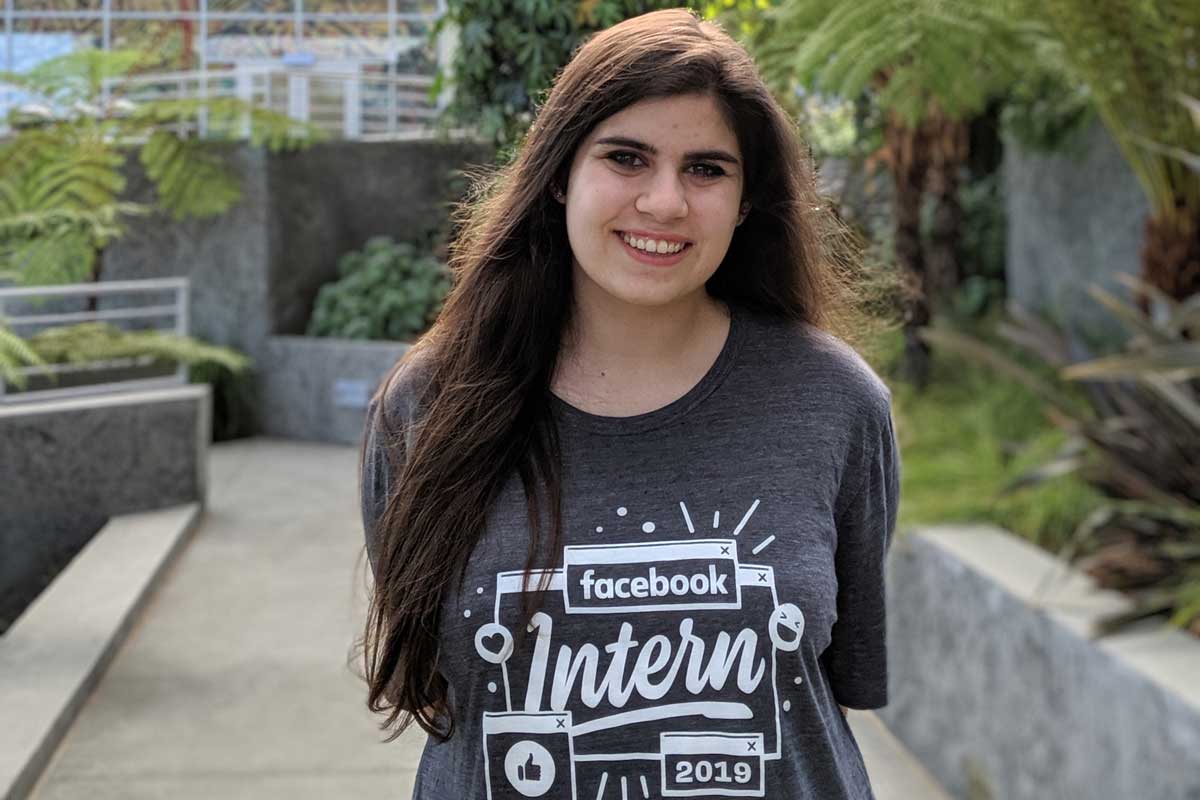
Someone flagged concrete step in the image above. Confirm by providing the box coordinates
[849,709,953,799]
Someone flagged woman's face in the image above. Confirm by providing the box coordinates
[561,92,745,312]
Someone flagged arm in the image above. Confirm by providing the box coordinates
[825,388,901,710]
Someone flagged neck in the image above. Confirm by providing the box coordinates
[560,287,728,374]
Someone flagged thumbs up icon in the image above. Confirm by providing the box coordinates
[516,751,542,782]
[500,737,557,796]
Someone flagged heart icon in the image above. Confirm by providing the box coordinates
[474,622,514,664]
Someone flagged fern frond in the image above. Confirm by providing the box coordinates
[116,96,329,152]
[0,321,47,389]
[1034,0,1200,217]
[0,230,97,286]
[0,49,147,106]
[27,322,250,373]
[757,0,1035,125]
[137,131,241,219]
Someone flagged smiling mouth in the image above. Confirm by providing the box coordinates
[614,231,693,256]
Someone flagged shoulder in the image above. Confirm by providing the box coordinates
[735,307,892,418]
[369,340,439,433]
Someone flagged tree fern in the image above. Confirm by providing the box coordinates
[1016,0,1200,253]
[0,47,326,285]
[754,0,1034,126]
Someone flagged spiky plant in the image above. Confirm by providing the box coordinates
[920,278,1200,635]
[750,0,1036,386]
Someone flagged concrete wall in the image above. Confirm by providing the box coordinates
[100,142,274,361]
[265,138,489,336]
[0,386,210,632]
[1003,119,1150,346]
[101,137,491,428]
[259,335,409,444]
[880,525,1200,800]
[103,137,492,359]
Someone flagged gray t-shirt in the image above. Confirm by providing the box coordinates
[362,300,900,799]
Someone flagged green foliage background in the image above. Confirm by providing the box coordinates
[307,237,451,342]
[433,0,729,154]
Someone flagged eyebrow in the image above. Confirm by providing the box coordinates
[593,136,741,166]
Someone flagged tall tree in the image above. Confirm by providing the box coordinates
[751,0,1033,385]
[1014,0,1200,303]
[0,48,321,288]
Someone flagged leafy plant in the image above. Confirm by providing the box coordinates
[24,321,248,372]
[307,237,451,342]
[432,0,701,153]
[750,0,1037,387]
[1,319,250,397]
[1008,0,1200,302]
[0,319,47,389]
[948,171,1007,319]
[0,45,312,403]
[0,47,327,288]
[919,278,1200,635]
[998,43,1095,154]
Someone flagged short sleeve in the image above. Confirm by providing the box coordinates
[359,353,429,579]
[360,395,392,579]
[824,391,901,709]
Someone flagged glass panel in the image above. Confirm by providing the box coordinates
[299,16,386,59]
[305,0,388,14]
[9,15,101,40]
[11,0,104,11]
[209,0,297,12]
[112,0,196,12]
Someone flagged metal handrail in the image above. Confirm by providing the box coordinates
[0,277,187,298]
[0,277,191,403]
[1,0,454,140]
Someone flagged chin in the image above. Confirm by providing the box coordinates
[607,282,706,309]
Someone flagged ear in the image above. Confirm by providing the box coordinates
[551,184,566,204]
[736,201,751,225]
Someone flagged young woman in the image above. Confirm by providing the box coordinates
[360,8,900,799]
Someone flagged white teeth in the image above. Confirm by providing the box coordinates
[622,233,686,254]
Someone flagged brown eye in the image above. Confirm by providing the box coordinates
[688,163,726,178]
[607,151,644,168]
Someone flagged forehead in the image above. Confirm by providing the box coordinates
[587,93,740,154]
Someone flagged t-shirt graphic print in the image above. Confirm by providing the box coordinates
[362,302,900,800]
[475,499,810,800]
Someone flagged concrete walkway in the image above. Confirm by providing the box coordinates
[28,439,947,800]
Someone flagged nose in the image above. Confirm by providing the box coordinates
[635,168,688,220]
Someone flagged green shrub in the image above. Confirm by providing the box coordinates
[950,171,1008,319]
[434,0,699,153]
[307,236,450,342]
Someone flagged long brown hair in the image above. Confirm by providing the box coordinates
[360,7,855,744]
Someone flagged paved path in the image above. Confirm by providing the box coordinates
[29,438,947,799]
